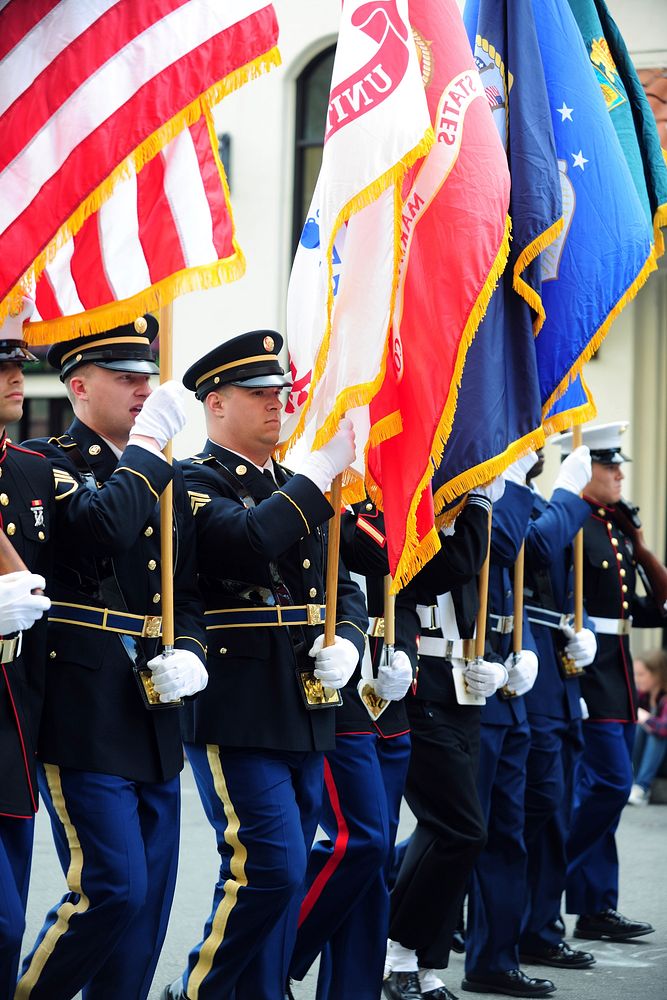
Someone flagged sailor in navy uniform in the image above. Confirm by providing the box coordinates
[17,318,207,1000]
[559,423,665,942]
[0,296,53,996]
[289,500,413,1000]
[164,332,367,1000]
[384,483,509,1000]
[463,456,556,1000]
[518,446,597,970]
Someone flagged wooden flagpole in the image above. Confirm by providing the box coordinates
[383,574,396,648]
[324,474,343,647]
[158,303,175,650]
[513,542,525,654]
[474,507,493,659]
[572,424,584,632]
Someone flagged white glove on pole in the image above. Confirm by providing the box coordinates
[553,446,592,496]
[147,649,208,702]
[309,633,358,689]
[470,476,505,504]
[561,624,597,668]
[503,451,537,486]
[297,417,356,493]
[0,572,50,634]
[374,649,413,701]
[129,380,187,450]
[459,657,508,697]
[503,649,539,696]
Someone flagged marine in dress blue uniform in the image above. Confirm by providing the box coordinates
[165,332,367,1000]
[17,319,207,1000]
[518,449,597,969]
[560,424,665,942]
[0,298,54,997]
[463,475,556,999]
[290,501,413,1000]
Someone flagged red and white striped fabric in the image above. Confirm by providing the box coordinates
[0,0,279,336]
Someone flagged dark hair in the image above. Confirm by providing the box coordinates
[641,648,667,692]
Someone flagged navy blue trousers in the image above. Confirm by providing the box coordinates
[566,721,634,915]
[466,718,531,975]
[183,745,324,1000]
[17,765,179,1000]
[521,714,583,950]
[0,816,33,997]
[290,732,411,1000]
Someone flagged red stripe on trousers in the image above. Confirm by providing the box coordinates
[297,757,349,928]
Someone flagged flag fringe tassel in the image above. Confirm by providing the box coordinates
[541,372,597,438]
[279,128,435,455]
[513,217,564,334]
[541,242,658,420]
[654,201,667,259]
[0,47,281,328]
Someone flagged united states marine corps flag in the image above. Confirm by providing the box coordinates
[366,0,511,587]
[0,0,280,339]
[279,0,433,461]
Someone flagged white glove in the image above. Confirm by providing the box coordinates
[297,417,356,493]
[553,445,592,496]
[129,380,187,450]
[458,657,508,696]
[147,649,208,703]
[374,649,413,701]
[561,624,597,668]
[309,633,358,689]
[503,451,537,486]
[470,476,505,504]
[0,572,50,634]
[579,696,590,720]
[504,649,539,696]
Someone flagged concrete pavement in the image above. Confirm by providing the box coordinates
[21,761,667,999]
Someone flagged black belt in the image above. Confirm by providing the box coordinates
[205,604,326,630]
[48,601,162,638]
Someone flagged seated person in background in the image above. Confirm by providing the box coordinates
[628,650,667,806]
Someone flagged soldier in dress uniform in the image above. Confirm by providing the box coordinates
[463,455,555,1000]
[16,317,208,1000]
[559,423,666,942]
[0,296,53,996]
[383,482,509,1000]
[518,446,598,969]
[163,331,367,1000]
[289,499,413,1000]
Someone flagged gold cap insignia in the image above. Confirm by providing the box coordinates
[75,354,83,362]
[88,444,101,456]
[263,336,274,352]
[134,316,148,334]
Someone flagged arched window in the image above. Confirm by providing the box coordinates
[292,46,335,253]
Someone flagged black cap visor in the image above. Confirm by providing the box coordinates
[0,341,38,363]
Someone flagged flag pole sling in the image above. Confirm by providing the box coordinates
[474,507,493,659]
[513,542,525,653]
[324,474,343,647]
[572,425,584,632]
[383,574,396,647]
[158,303,175,649]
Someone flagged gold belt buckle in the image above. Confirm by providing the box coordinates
[306,604,322,626]
[369,616,385,638]
[142,615,163,638]
[620,619,632,636]
[0,636,18,664]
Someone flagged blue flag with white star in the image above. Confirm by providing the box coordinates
[533,0,654,432]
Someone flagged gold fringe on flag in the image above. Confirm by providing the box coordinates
[1,48,281,330]
[512,217,564,334]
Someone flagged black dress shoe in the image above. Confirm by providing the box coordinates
[574,908,655,941]
[451,930,466,953]
[423,986,459,999]
[160,983,189,1000]
[520,940,595,969]
[461,969,556,997]
[384,970,424,999]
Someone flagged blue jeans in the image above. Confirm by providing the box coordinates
[633,725,667,791]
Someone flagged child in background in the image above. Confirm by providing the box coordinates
[629,650,667,806]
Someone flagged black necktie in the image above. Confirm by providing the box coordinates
[262,468,276,487]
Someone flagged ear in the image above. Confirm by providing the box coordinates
[68,374,89,403]
[205,391,225,419]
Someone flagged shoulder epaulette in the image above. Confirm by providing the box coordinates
[189,454,218,465]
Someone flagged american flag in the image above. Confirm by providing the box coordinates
[0,0,279,338]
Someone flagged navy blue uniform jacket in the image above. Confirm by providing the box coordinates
[180,442,367,752]
[24,419,206,784]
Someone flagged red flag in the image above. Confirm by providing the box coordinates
[0,0,279,330]
[367,0,511,588]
